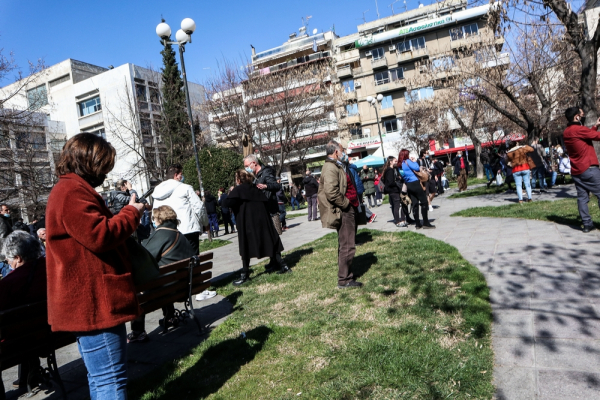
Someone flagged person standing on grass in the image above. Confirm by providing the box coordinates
[318,141,362,289]
[290,182,300,210]
[506,141,534,204]
[360,165,377,208]
[303,170,319,221]
[226,170,289,286]
[451,151,469,192]
[153,164,209,255]
[417,150,436,211]
[401,151,435,229]
[563,107,600,232]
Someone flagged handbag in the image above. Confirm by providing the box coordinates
[404,161,430,182]
[400,192,411,206]
[526,155,537,170]
[126,237,160,286]
[271,213,283,235]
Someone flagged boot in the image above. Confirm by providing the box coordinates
[233,273,249,286]
[277,263,291,274]
[422,207,436,229]
[413,208,422,229]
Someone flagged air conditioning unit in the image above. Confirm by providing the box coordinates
[355,81,362,88]
[419,65,428,73]
[340,112,347,117]
[389,45,396,52]
[365,51,372,57]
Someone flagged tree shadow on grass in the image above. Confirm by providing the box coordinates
[148,325,273,400]
[355,230,374,246]
[283,247,313,269]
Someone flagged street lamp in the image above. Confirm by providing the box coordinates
[156,18,204,194]
[366,94,386,159]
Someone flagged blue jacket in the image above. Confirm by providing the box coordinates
[348,163,365,195]
[401,160,420,183]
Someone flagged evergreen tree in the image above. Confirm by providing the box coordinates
[159,29,191,165]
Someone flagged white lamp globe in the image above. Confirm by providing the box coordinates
[156,22,171,39]
[176,29,191,44]
[366,96,373,103]
[181,18,196,34]
[371,98,377,105]
[376,94,384,101]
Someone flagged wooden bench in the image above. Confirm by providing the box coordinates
[0,253,213,399]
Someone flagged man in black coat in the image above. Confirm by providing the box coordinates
[218,189,235,234]
[303,170,319,221]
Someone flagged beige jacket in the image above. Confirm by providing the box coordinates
[318,158,349,229]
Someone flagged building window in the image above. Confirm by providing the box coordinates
[16,132,46,150]
[380,95,393,110]
[149,87,160,103]
[346,103,358,116]
[390,68,404,81]
[450,23,479,41]
[463,77,481,87]
[78,96,102,116]
[0,131,9,149]
[431,56,455,71]
[48,74,70,88]
[140,118,152,136]
[343,80,355,93]
[27,84,48,109]
[396,37,426,52]
[404,87,434,104]
[88,128,106,139]
[374,71,390,85]
[349,126,363,140]
[136,84,147,101]
[371,47,385,60]
[384,119,400,133]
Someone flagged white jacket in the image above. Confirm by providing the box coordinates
[152,179,208,235]
[559,157,571,174]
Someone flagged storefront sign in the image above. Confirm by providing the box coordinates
[355,4,491,48]
[348,136,383,149]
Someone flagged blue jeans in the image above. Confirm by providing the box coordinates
[208,213,219,232]
[551,171,557,186]
[231,212,236,226]
[513,170,532,201]
[484,164,493,181]
[76,324,128,400]
[290,196,299,210]
[531,166,547,189]
[278,204,287,228]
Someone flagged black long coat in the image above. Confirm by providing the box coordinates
[225,183,284,260]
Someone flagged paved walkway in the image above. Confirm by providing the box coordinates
[5,184,599,399]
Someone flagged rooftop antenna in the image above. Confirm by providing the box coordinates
[302,15,312,30]
[403,0,407,12]
[359,9,369,23]
[375,0,380,19]
[389,0,400,15]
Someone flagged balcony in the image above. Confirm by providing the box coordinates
[379,106,396,118]
[336,48,360,64]
[352,66,363,75]
[397,48,429,63]
[337,65,352,78]
[386,53,399,67]
[343,91,357,101]
[346,114,361,124]
[371,57,387,69]
[481,52,510,69]
[374,79,407,93]
[450,34,483,50]
[78,111,103,129]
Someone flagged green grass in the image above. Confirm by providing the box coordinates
[286,213,308,220]
[452,196,600,228]
[130,230,493,400]
[448,177,489,188]
[199,239,231,252]
[449,185,508,199]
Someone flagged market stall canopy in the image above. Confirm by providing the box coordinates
[352,155,385,168]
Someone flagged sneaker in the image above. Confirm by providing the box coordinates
[526,198,532,203]
[423,224,436,229]
[428,205,433,212]
[368,214,377,223]
[195,290,217,301]
[127,331,149,343]
[583,225,596,233]
[396,222,408,228]
[337,280,363,289]
[277,264,291,274]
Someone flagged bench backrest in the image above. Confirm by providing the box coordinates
[135,253,213,315]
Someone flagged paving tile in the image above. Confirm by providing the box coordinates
[492,310,534,338]
[536,338,600,372]
[531,270,587,300]
[537,370,600,399]
[492,336,535,367]
[533,309,600,340]
[493,366,536,400]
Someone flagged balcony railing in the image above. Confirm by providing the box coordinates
[337,66,352,78]
[347,114,361,124]
[343,91,357,100]
[371,57,387,69]
[450,34,483,49]
[379,106,396,118]
[374,79,407,93]
[397,48,429,63]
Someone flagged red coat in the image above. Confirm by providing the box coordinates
[563,123,600,175]
[45,173,141,332]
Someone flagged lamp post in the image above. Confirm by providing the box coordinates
[366,94,385,159]
[156,18,204,194]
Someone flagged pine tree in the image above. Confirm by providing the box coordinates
[159,30,190,166]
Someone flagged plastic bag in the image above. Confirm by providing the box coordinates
[496,171,504,186]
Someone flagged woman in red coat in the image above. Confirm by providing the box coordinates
[45,133,145,400]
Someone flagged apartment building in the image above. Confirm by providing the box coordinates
[1,59,205,197]
[333,0,506,158]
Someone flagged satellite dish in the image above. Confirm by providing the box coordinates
[312,28,318,35]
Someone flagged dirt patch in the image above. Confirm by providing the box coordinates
[256,282,288,295]
[306,356,329,372]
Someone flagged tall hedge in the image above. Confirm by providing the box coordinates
[183,147,243,195]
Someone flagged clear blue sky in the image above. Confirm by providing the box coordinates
[0,0,427,87]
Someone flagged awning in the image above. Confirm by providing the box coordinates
[433,134,526,156]
[351,155,386,168]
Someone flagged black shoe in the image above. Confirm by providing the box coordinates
[583,225,596,233]
[487,181,491,188]
[158,317,179,329]
[406,218,416,225]
[233,274,249,286]
[12,379,19,388]
[415,225,423,230]
[337,280,363,289]
[276,264,291,274]
[423,224,436,229]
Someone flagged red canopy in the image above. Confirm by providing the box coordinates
[433,134,526,156]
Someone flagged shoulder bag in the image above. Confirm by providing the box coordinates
[126,237,160,286]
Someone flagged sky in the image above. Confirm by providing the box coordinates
[0,0,430,87]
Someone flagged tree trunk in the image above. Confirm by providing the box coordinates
[579,43,600,162]
[474,141,484,179]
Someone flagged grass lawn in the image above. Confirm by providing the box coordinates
[452,196,600,228]
[448,177,489,188]
[199,238,231,252]
[449,185,508,199]
[286,212,308,220]
[131,230,493,399]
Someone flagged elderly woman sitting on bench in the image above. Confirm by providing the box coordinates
[0,230,46,394]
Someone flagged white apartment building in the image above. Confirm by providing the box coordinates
[1,58,204,196]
